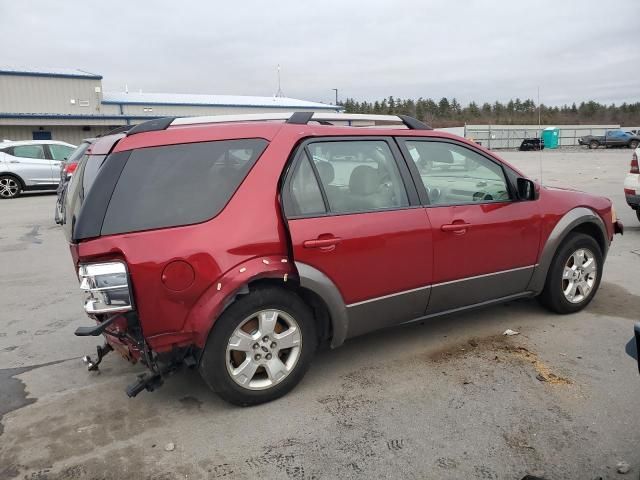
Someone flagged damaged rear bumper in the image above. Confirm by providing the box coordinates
[75,311,198,397]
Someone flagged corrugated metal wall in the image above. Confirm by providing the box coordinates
[0,125,117,145]
[0,75,103,114]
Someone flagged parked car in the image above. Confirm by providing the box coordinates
[519,138,544,151]
[578,129,640,149]
[623,147,640,222]
[0,140,76,198]
[55,138,95,224]
[62,112,623,406]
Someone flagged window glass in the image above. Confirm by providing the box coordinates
[306,140,409,214]
[405,140,510,205]
[82,154,106,195]
[101,139,267,235]
[13,145,45,159]
[286,152,326,216]
[49,144,75,160]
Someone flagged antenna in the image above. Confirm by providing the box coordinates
[275,64,284,98]
[538,85,543,185]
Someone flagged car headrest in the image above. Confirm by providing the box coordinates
[429,143,455,164]
[315,161,335,186]
[349,165,379,196]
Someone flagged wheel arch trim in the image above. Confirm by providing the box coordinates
[294,261,348,348]
[528,207,607,294]
[183,255,294,350]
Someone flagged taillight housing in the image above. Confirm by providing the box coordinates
[63,161,78,176]
[631,152,639,174]
[79,262,133,314]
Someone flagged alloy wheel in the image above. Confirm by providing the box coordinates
[562,248,597,304]
[0,177,19,198]
[226,309,302,390]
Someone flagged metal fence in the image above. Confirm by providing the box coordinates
[463,125,620,149]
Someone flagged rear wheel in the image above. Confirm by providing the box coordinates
[0,175,22,199]
[199,287,317,406]
[539,233,603,314]
[629,140,639,150]
[589,141,599,149]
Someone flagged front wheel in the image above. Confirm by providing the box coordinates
[589,141,599,149]
[199,287,317,406]
[629,140,639,150]
[539,233,603,314]
[0,175,22,199]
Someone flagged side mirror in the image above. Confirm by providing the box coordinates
[517,178,537,201]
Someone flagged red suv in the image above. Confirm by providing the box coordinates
[62,112,623,405]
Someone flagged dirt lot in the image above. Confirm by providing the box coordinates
[0,148,639,480]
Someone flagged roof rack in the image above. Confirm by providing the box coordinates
[127,112,432,136]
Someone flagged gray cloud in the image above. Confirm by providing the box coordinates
[2,0,639,105]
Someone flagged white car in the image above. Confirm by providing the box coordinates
[624,146,640,222]
[0,140,76,198]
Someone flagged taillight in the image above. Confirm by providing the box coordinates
[79,262,133,314]
[631,152,639,174]
[63,162,78,175]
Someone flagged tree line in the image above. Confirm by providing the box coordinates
[340,97,640,127]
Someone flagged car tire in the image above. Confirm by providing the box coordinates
[538,233,603,314]
[629,140,639,150]
[0,175,23,199]
[589,141,599,149]
[199,287,317,406]
[636,209,640,223]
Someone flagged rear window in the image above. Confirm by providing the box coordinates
[101,139,268,235]
[62,154,106,241]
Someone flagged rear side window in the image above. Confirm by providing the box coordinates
[101,139,268,235]
[13,145,45,159]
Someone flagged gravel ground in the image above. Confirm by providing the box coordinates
[0,147,638,480]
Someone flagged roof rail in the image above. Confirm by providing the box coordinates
[173,112,432,130]
[126,117,175,136]
[126,112,432,136]
[102,124,134,136]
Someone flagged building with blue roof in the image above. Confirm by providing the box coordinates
[0,66,341,144]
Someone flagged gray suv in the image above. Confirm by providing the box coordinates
[0,140,76,198]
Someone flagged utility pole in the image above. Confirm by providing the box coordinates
[332,88,338,106]
[276,64,284,98]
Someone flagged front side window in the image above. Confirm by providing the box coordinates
[101,139,268,235]
[405,140,510,205]
[49,144,75,160]
[12,144,45,159]
[306,140,409,214]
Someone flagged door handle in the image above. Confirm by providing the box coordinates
[9,160,20,164]
[303,237,342,249]
[441,223,472,233]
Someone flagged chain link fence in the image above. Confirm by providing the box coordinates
[463,125,621,149]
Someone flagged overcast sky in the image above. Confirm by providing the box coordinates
[2,0,639,106]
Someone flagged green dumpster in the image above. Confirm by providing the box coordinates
[542,127,559,149]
